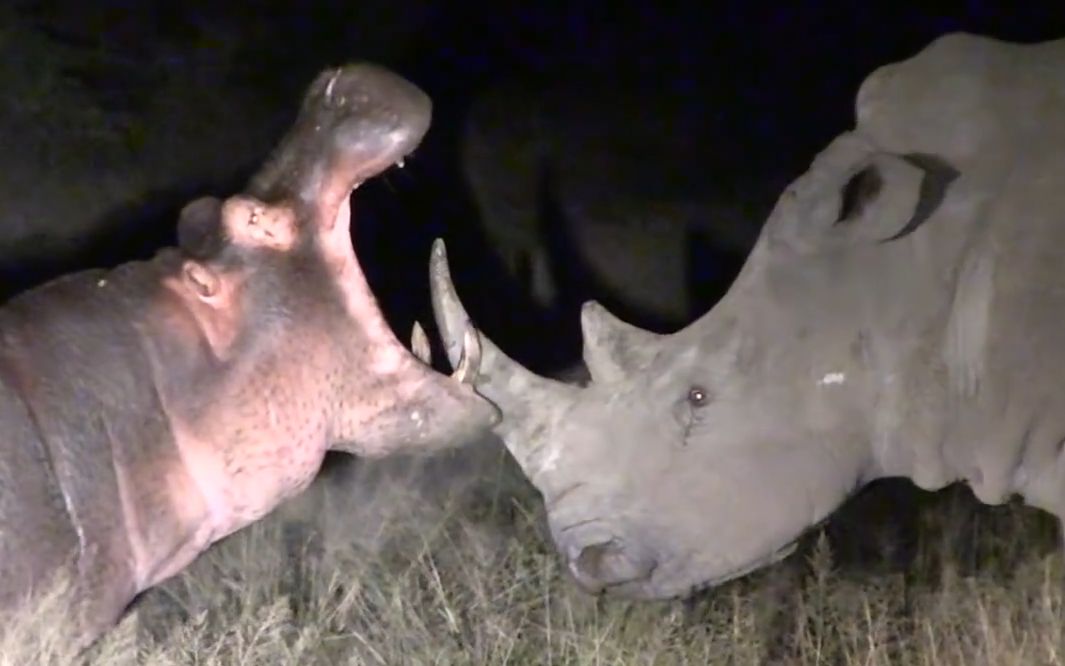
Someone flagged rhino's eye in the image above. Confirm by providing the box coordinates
[687,386,710,408]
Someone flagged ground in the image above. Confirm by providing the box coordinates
[2,455,1062,664]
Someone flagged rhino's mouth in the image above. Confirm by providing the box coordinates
[679,539,801,599]
[569,532,802,601]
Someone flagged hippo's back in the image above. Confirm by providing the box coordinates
[0,361,79,608]
[0,263,171,621]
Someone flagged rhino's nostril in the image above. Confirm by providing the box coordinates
[574,541,612,584]
[571,540,655,592]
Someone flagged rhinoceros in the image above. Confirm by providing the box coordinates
[0,62,496,646]
[430,32,1065,598]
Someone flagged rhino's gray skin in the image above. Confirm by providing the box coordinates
[431,33,1065,598]
[0,63,496,646]
[462,81,785,325]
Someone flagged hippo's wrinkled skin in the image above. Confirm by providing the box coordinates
[0,63,496,646]
[432,34,1065,598]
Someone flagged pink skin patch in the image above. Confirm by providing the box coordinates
[132,193,488,589]
[137,200,351,585]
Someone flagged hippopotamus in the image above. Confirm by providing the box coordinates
[0,62,496,647]
[429,33,1065,597]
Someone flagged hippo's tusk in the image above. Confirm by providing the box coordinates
[451,325,481,384]
[324,68,340,100]
[410,320,432,365]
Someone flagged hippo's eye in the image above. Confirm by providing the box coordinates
[687,386,710,408]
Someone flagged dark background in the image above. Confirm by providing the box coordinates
[4,1,1065,372]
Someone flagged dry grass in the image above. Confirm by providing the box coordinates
[1,448,1063,666]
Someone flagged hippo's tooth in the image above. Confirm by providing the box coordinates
[451,324,481,384]
[397,158,406,169]
[324,69,339,99]
[411,320,432,365]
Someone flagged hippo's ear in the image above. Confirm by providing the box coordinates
[768,132,957,252]
[220,196,299,251]
[181,260,226,305]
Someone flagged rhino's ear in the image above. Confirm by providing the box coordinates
[832,152,932,242]
[768,132,956,252]
[581,301,663,383]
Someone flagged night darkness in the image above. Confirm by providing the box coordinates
[4,2,1065,374]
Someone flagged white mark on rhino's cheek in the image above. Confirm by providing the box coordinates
[539,446,561,473]
[817,372,846,386]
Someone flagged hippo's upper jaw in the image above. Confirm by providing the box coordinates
[316,63,432,187]
[249,63,431,229]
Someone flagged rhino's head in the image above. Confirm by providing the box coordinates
[431,33,1058,598]
[431,236,877,597]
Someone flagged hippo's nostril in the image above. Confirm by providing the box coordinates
[570,540,656,593]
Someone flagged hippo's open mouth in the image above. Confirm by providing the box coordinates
[238,61,495,457]
[241,62,490,381]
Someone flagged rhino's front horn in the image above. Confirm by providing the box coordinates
[580,301,664,383]
[429,239,579,477]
